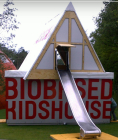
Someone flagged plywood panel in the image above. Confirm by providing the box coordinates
[71,19,83,43]
[56,18,69,42]
[36,44,54,69]
[84,46,99,70]
[70,45,82,70]
[27,70,59,79]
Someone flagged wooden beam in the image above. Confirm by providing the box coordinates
[82,38,84,70]
[56,43,76,47]
[27,70,59,79]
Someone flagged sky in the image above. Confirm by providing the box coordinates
[0,0,105,51]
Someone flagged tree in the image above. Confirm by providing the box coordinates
[90,0,118,100]
[0,0,19,48]
[0,0,21,109]
[14,47,28,69]
[0,45,28,69]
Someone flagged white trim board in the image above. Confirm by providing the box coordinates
[5,70,114,79]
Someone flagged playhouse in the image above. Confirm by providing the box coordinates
[5,2,113,128]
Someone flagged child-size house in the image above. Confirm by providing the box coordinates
[5,2,113,135]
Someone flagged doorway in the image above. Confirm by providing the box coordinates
[55,46,69,70]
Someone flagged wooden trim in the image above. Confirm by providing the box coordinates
[69,17,71,69]
[68,17,71,44]
[54,36,56,69]
[72,42,83,45]
[84,40,87,44]
[52,38,54,43]
[71,70,103,72]
[27,70,59,79]
[26,69,103,80]
[56,43,76,47]
[82,38,84,70]
[56,42,83,45]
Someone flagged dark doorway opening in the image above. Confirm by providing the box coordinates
[55,46,69,70]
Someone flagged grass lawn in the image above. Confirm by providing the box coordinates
[0,123,118,140]
[0,109,6,119]
[0,108,118,140]
[0,122,118,140]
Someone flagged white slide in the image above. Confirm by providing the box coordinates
[57,69,101,138]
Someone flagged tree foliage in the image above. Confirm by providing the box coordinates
[0,0,19,48]
[14,47,28,69]
[0,45,28,69]
[90,0,118,98]
[0,44,28,96]
[0,0,26,97]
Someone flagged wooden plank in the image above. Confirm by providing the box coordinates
[68,17,71,44]
[27,70,59,79]
[69,16,71,69]
[0,119,6,123]
[82,38,84,70]
[71,70,103,72]
[27,69,103,80]
[50,132,118,140]
[54,36,56,69]
[56,43,76,47]
[70,43,83,45]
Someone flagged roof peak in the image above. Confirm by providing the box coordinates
[65,2,75,12]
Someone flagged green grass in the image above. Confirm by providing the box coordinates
[97,123,118,137]
[0,123,117,140]
[0,109,6,119]
[0,109,118,139]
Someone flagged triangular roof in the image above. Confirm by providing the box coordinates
[19,2,105,80]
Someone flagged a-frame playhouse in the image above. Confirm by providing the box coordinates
[19,2,105,80]
[5,2,114,139]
